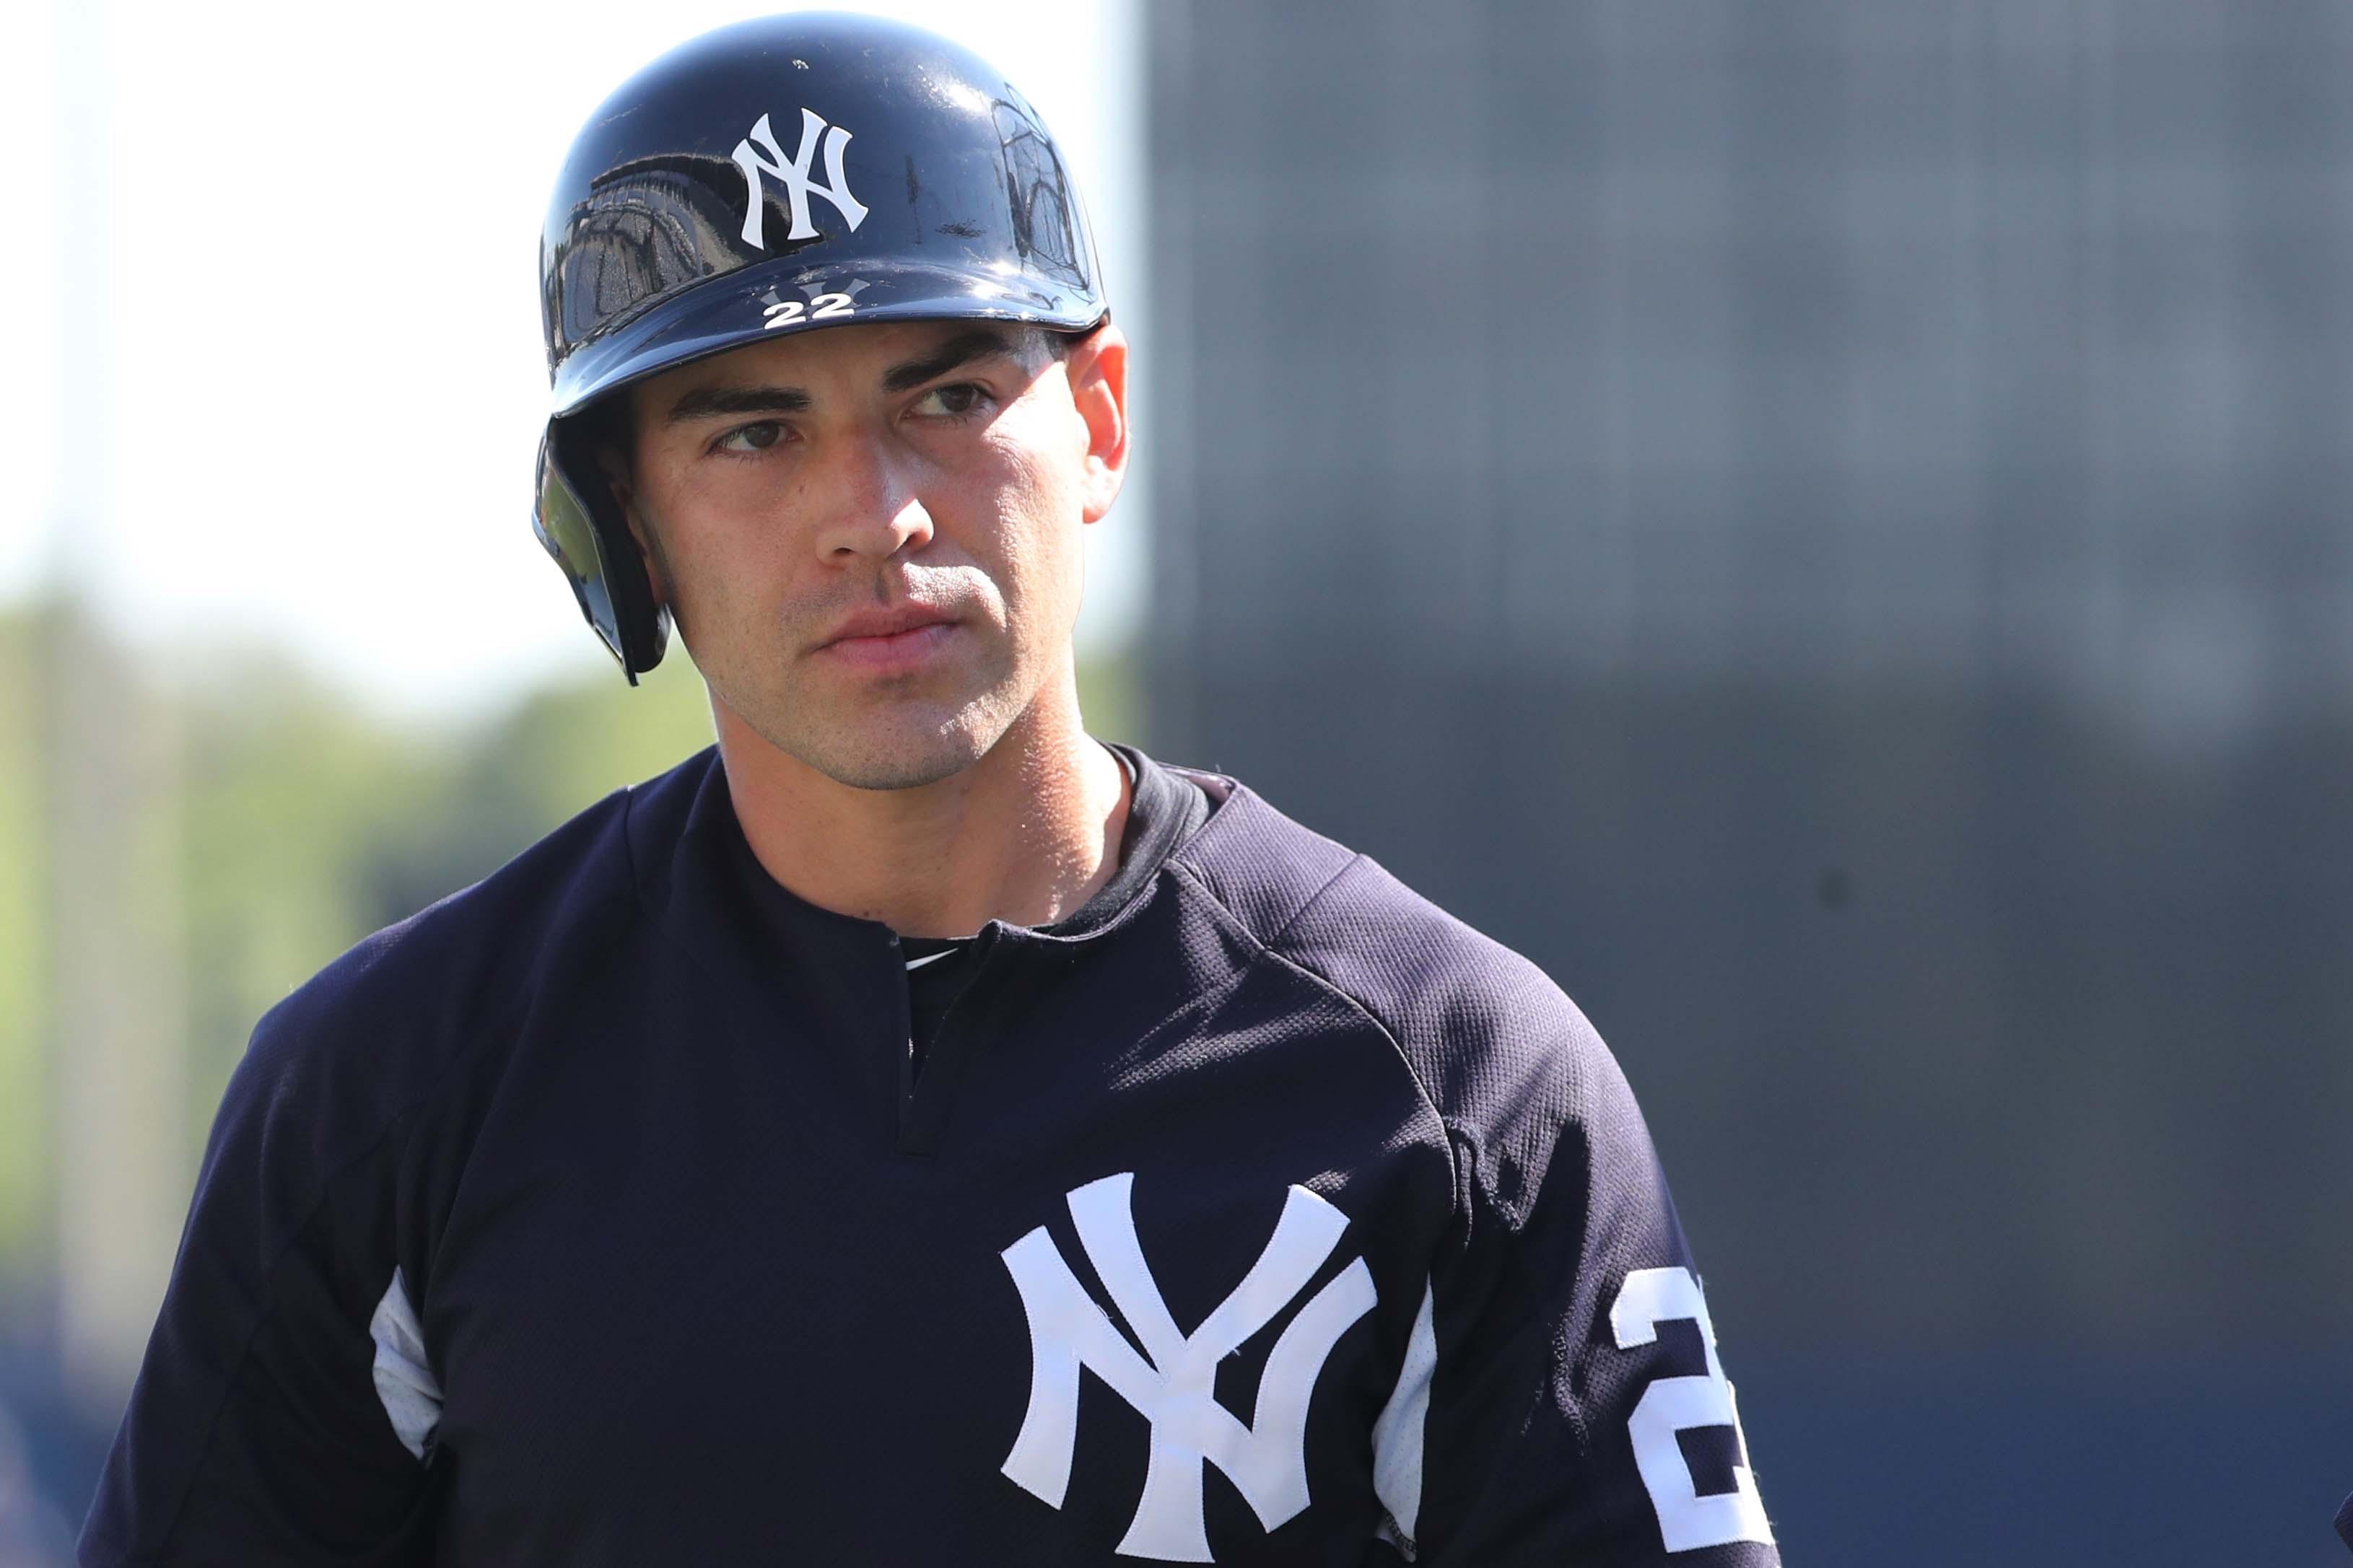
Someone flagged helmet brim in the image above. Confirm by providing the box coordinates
[551,257,1107,419]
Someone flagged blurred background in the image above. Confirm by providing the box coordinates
[5,1,2350,1562]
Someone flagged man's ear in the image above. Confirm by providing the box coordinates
[1063,322,1130,525]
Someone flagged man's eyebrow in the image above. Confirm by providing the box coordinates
[663,384,813,424]
[880,328,1023,393]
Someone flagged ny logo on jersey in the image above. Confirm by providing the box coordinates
[731,108,869,250]
[999,1173,1376,1562]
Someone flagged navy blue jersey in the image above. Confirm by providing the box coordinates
[82,746,1778,1565]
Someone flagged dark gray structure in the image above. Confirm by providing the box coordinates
[1144,5,2353,1562]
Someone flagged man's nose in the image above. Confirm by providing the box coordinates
[808,433,935,561]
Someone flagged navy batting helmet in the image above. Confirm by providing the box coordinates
[533,12,1109,680]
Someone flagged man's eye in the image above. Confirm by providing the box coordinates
[912,383,989,419]
[715,421,785,454]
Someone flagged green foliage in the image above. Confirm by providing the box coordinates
[1076,646,1142,752]
[0,613,45,1262]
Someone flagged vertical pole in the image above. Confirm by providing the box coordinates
[47,0,190,1414]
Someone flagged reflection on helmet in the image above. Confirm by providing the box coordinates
[543,159,746,372]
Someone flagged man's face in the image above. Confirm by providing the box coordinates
[615,318,1127,790]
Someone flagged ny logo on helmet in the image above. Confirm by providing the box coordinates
[999,1173,1376,1562]
[732,108,870,250]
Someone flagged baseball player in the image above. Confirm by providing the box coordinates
[80,14,1780,1565]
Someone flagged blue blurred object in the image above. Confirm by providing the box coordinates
[1734,1359,2353,1567]
[0,1346,113,1568]
[0,1402,80,1568]
[2333,1490,2352,1554]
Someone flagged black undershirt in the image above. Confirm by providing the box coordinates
[897,743,1208,1074]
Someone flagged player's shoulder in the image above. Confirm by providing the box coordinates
[239,747,707,1113]
[1169,770,1612,1134]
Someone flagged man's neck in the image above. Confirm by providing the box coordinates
[713,676,1132,939]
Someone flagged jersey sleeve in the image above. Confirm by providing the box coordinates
[78,998,442,1567]
[1371,1000,1781,1567]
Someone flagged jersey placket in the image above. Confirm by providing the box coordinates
[891,921,1005,1156]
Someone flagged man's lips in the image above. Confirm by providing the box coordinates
[815,618,958,671]
[817,605,958,648]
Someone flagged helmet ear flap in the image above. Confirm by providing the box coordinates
[532,421,671,683]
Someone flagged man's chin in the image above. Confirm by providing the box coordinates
[725,700,1001,793]
[813,739,987,792]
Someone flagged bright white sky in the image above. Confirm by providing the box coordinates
[4,0,1144,718]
